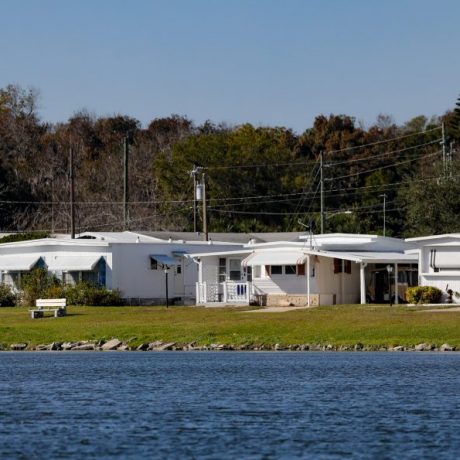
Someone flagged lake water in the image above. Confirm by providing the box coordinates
[1,352,460,459]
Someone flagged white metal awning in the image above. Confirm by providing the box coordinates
[150,254,178,267]
[47,255,103,271]
[304,249,418,264]
[432,250,460,269]
[242,250,308,267]
[0,255,44,271]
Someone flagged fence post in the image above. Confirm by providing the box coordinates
[223,282,228,303]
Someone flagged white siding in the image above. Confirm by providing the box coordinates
[253,275,307,295]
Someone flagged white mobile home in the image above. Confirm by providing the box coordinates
[0,231,245,304]
[192,234,418,306]
[406,234,460,303]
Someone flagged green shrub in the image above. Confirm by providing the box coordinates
[0,283,17,307]
[20,270,124,307]
[21,268,61,307]
[44,282,124,307]
[406,286,443,304]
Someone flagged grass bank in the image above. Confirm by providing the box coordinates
[1,305,460,349]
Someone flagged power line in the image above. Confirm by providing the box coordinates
[324,126,441,155]
[208,206,404,216]
[324,139,441,167]
[201,127,441,171]
[203,127,442,170]
[326,150,442,182]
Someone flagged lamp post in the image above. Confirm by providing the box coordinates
[386,264,393,306]
[164,267,169,308]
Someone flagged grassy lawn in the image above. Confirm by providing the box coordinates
[1,304,460,349]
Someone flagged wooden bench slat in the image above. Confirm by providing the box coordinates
[36,298,66,307]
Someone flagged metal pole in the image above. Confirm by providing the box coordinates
[69,146,75,239]
[442,122,446,177]
[202,172,208,241]
[380,193,387,237]
[123,137,129,230]
[320,151,324,234]
[193,165,197,233]
[389,271,392,306]
[165,269,169,308]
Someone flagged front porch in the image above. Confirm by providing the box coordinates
[196,281,252,304]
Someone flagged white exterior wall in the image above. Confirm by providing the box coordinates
[0,239,239,302]
[310,257,360,304]
[418,245,460,303]
[110,242,235,300]
[250,256,360,305]
[252,272,308,295]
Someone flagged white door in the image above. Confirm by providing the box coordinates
[174,257,185,296]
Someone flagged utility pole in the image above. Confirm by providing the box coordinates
[449,142,454,178]
[201,172,208,241]
[379,193,387,237]
[123,137,129,230]
[190,165,200,233]
[69,146,75,239]
[441,122,447,178]
[320,151,324,234]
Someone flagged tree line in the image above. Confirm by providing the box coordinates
[0,84,459,238]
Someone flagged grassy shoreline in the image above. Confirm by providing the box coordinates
[1,304,460,350]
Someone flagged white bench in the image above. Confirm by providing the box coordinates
[30,298,67,319]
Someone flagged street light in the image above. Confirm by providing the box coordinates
[386,264,393,306]
[164,267,170,308]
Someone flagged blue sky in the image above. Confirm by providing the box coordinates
[1,0,459,132]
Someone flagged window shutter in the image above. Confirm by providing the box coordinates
[297,263,305,276]
[333,258,342,274]
[345,260,352,274]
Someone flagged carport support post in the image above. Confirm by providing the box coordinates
[307,255,311,307]
[360,262,367,305]
[165,268,169,308]
[394,263,399,305]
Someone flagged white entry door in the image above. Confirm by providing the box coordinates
[174,257,185,296]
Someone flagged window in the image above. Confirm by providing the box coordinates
[270,265,282,275]
[82,271,98,285]
[297,264,305,276]
[285,265,297,275]
[63,271,79,285]
[229,259,241,281]
[150,258,158,270]
[218,258,226,283]
[333,258,342,274]
[2,272,21,289]
[245,266,252,282]
[344,260,351,274]
[333,259,351,274]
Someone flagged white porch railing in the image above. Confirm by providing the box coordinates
[196,282,251,304]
